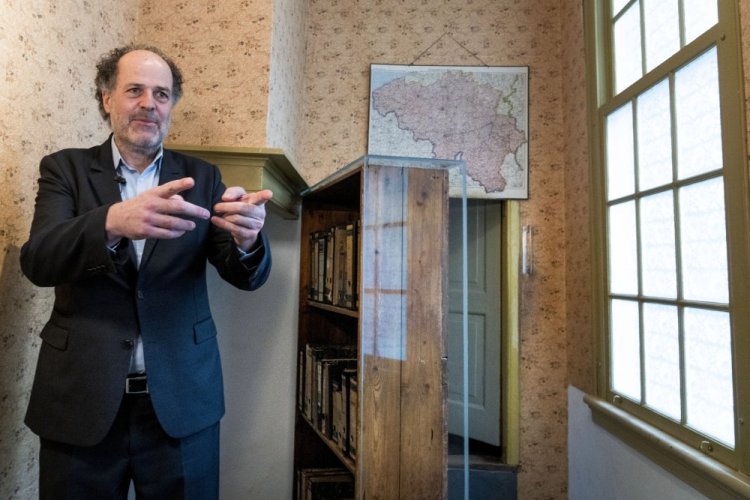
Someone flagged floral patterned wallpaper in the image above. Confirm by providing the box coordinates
[561,0,594,394]
[0,2,137,497]
[136,0,274,148]
[267,0,307,167]
[299,1,572,497]
[135,0,306,167]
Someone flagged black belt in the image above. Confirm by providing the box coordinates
[125,375,149,394]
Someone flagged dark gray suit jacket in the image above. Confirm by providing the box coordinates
[20,137,271,446]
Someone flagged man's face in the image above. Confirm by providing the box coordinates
[102,50,175,155]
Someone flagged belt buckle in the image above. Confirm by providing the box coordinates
[125,375,149,394]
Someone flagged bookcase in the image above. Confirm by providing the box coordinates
[293,155,466,499]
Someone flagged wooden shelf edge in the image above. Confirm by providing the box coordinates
[307,300,359,318]
[300,414,356,474]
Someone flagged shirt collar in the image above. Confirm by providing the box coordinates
[111,136,164,173]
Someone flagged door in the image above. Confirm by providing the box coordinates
[447,199,502,446]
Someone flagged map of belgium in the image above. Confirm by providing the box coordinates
[368,65,528,199]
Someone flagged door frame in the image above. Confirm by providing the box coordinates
[502,200,521,465]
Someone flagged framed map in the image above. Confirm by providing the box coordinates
[368,64,529,199]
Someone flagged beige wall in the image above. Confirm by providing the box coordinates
[742,1,750,150]
[562,1,594,394]
[0,2,138,497]
[267,0,307,167]
[135,0,306,167]
[136,0,273,148]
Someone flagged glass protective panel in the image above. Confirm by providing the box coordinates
[643,303,681,420]
[608,201,638,295]
[683,0,718,44]
[679,177,728,303]
[643,0,679,71]
[611,299,641,400]
[607,103,635,200]
[355,155,467,497]
[639,191,677,298]
[675,47,722,180]
[684,307,734,447]
[637,79,673,191]
[613,3,643,93]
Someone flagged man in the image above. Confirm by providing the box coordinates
[20,44,272,499]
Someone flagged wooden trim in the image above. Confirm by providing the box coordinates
[165,144,308,219]
[584,394,750,500]
[501,200,521,465]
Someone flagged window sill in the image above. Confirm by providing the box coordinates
[584,394,750,500]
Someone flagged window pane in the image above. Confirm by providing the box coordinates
[683,0,718,44]
[684,307,734,447]
[614,4,643,93]
[640,192,677,298]
[611,0,629,17]
[607,103,635,200]
[675,48,721,179]
[611,299,641,400]
[679,177,728,303]
[609,201,638,295]
[637,80,673,190]
[643,0,679,71]
[643,303,680,420]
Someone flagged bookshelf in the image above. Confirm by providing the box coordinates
[293,155,466,499]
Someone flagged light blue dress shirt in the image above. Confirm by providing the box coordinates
[111,138,162,375]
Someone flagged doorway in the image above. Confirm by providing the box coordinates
[447,199,503,460]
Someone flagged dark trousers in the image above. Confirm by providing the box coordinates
[39,393,219,500]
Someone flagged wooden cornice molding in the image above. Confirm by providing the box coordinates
[166,144,308,219]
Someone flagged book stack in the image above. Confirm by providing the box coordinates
[298,343,359,460]
[308,222,358,309]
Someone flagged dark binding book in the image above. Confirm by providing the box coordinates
[297,347,305,411]
[332,224,348,307]
[319,358,357,437]
[348,372,358,460]
[308,222,358,310]
[317,231,328,302]
[302,344,357,426]
[343,222,357,309]
[339,368,358,458]
[323,227,335,304]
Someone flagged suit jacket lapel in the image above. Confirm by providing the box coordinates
[139,150,186,271]
[88,136,122,207]
[88,136,140,276]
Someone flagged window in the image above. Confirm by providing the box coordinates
[586,0,750,481]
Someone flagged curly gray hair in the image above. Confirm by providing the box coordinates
[94,44,184,121]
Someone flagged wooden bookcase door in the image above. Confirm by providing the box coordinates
[294,156,461,499]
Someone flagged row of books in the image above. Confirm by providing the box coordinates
[296,467,354,500]
[309,222,358,309]
[298,343,359,460]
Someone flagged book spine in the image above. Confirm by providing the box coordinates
[349,373,358,459]
[309,232,318,301]
[297,348,304,411]
[324,228,334,304]
[344,223,354,308]
[331,376,343,445]
[333,225,347,307]
[316,232,326,302]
